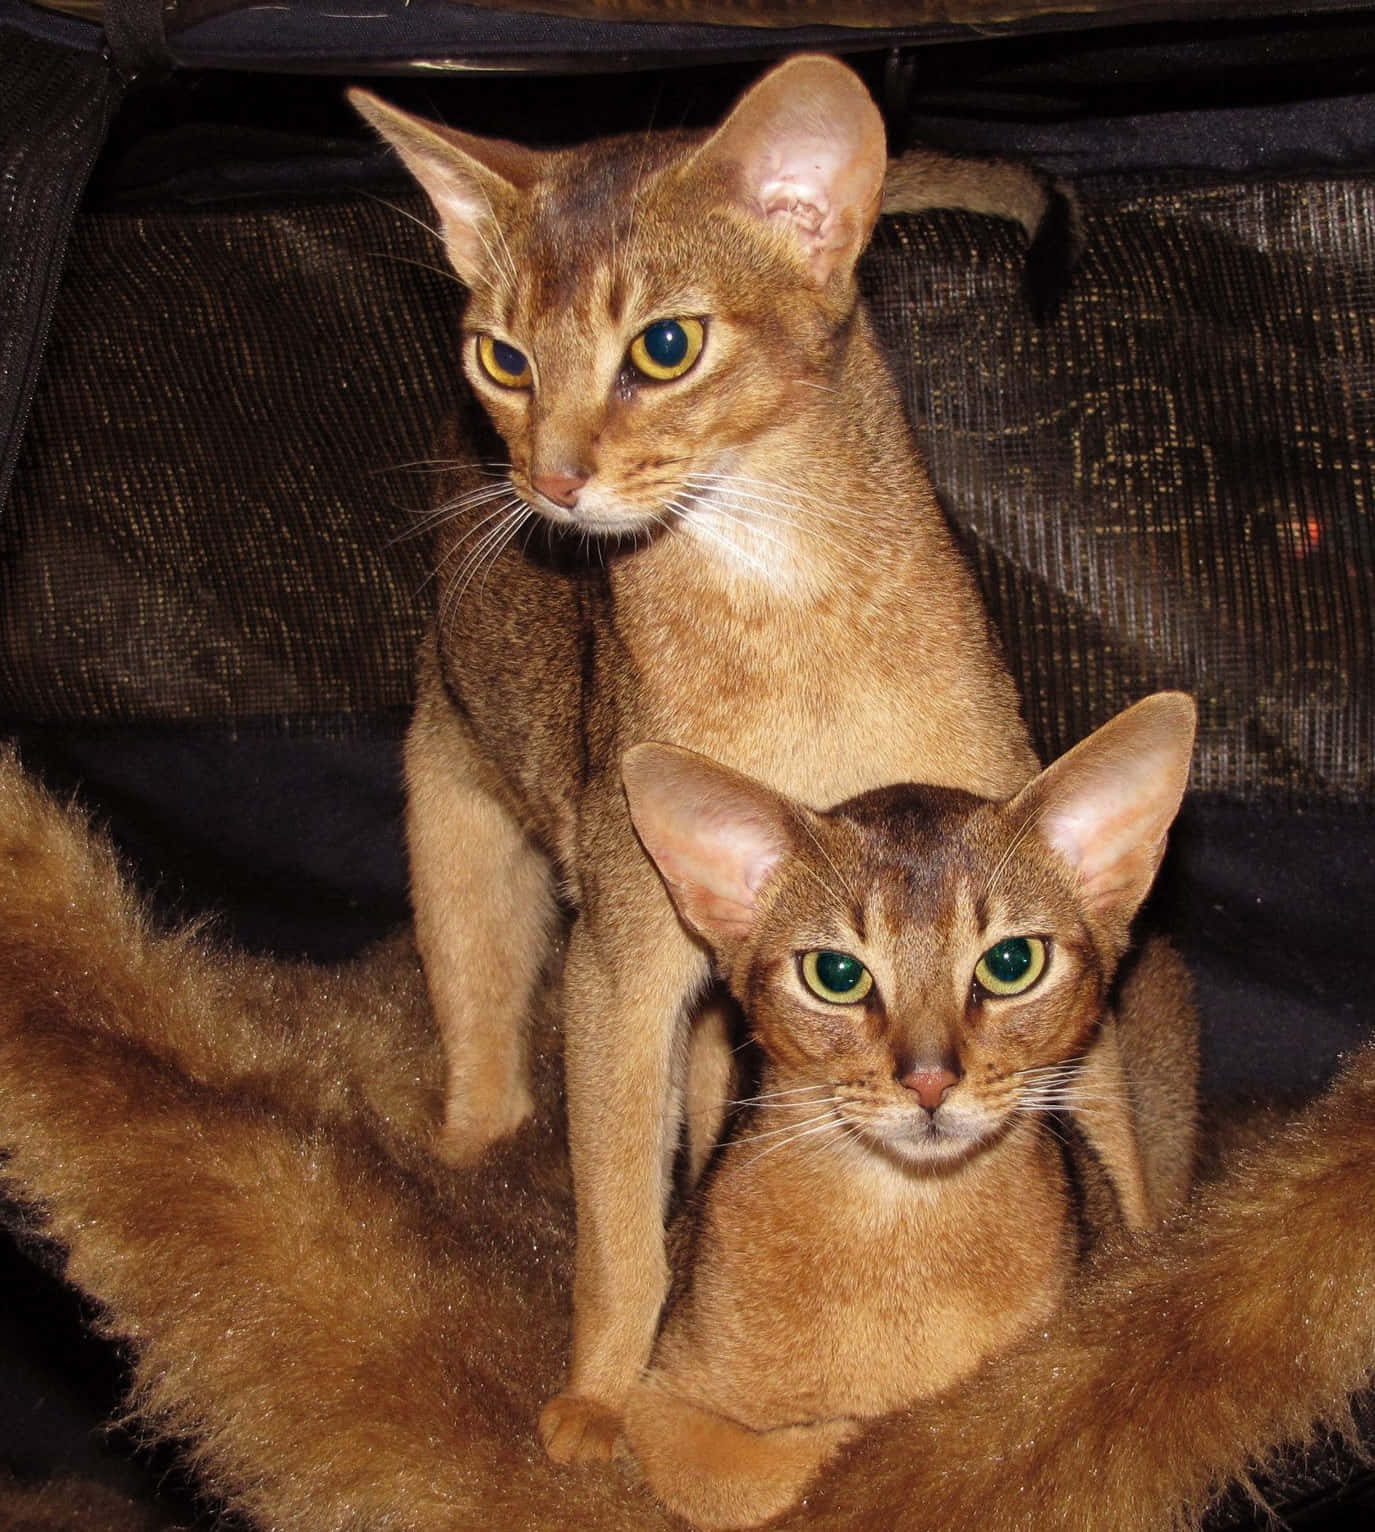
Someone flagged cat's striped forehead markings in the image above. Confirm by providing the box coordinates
[518,135,688,313]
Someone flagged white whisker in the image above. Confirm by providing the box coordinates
[366,248,468,292]
[666,500,773,578]
[392,482,525,548]
[746,1083,836,1102]
[732,1108,839,1149]
[683,471,852,526]
[416,500,521,598]
[745,1114,849,1167]
[437,501,531,621]
[680,1081,834,1121]
[385,458,511,478]
[361,192,444,248]
[985,805,1047,900]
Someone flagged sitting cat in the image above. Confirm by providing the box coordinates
[349,54,1183,1462]
[621,692,1198,1530]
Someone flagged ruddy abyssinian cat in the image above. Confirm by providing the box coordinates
[1,733,1374,1532]
[619,692,1197,1529]
[350,55,1193,1461]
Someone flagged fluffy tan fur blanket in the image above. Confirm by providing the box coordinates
[1,748,1372,1532]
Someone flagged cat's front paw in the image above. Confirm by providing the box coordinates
[538,1392,623,1464]
[432,1084,535,1168]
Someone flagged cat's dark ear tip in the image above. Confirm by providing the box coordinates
[1154,690,1199,735]
[621,741,693,794]
[1122,692,1199,757]
[621,740,660,782]
[1024,179,1084,325]
[1139,690,1198,724]
[346,86,390,128]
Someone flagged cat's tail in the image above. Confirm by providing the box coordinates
[799,1038,1375,1532]
[0,745,203,1065]
[624,1379,858,1531]
[882,149,1083,322]
[0,746,439,1140]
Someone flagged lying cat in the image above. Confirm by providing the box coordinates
[621,692,1198,1529]
[0,736,1371,1532]
[350,54,1185,1461]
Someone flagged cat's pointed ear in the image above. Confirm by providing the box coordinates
[690,54,887,289]
[622,743,799,952]
[1015,693,1196,950]
[349,89,537,286]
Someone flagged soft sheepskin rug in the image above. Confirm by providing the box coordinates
[1,748,1373,1532]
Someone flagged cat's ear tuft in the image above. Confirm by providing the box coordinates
[691,55,887,289]
[622,744,799,951]
[1017,693,1196,949]
[348,89,536,286]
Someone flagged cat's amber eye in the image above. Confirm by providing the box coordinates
[628,317,705,382]
[800,949,874,1005]
[973,937,1048,998]
[476,334,533,389]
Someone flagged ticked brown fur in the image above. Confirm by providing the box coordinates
[0,747,1370,1532]
[351,55,1171,1459]
[621,695,1197,1527]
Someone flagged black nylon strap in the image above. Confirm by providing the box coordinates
[103,0,174,82]
[0,26,122,515]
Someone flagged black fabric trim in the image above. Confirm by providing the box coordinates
[102,0,175,81]
[0,27,120,512]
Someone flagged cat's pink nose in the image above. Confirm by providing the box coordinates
[898,1063,958,1112]
[532,468,588,509]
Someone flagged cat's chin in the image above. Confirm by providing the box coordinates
[544,506,658,538]
[527,487,663,540]
[857,1113,1005,1175]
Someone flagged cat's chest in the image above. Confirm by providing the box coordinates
[675,1136,1070,1425]
[614,568,1022,802]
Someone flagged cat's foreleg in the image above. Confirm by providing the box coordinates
[539,888,709,1464]
[1072,939,1199,1232]
[1112,935,1200,1217]
[1070,1017,1153,1231]
[624,1380,858,1531]
[405,662,555,1166]
[684,995,739,1188]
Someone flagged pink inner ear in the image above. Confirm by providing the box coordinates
[693,58,885,286]
[1018,694,1195,937]
[622,742,798,952]
[755,139,846,234]
[670,882,763,945]
[749,135,876,280]
[664,811,787,945]
[1047,809,1165,916]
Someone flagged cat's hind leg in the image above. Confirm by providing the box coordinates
[405,659,556,1166]
[624,1381,858,1531]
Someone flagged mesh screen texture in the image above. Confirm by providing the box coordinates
[865,177,1374,801]
[2,175,1372,802]
[2,194,451,727]
[0,26,119,507]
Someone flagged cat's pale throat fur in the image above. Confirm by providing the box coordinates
[620,692,1197,1529]
[351,54,1197,1463]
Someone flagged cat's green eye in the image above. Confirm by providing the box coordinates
[973,937,1048,998]
[476,334,533,389]
[800,949,874,1005]
[628,317,705,382]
